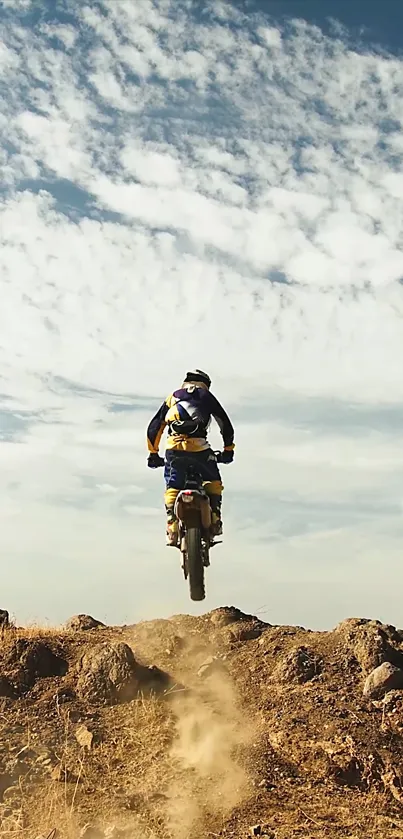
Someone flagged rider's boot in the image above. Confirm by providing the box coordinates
[165,506,179,547]
[209,494,223,538]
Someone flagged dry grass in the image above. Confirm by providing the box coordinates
[1,694,170,839]
[1,623,66,637]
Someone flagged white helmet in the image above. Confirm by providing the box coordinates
[183,369,211,388]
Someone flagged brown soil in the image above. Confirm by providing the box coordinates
[1,608,403,839]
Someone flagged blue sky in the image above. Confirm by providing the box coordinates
[1,0,403,629]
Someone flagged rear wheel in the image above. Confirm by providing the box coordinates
[186,526,205,602]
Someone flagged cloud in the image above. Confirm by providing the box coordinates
[1,0,403,624]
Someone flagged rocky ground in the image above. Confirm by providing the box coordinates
[1,606,403,838]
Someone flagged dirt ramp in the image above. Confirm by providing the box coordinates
[2,611,403,838]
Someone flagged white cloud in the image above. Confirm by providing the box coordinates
[258,26,282,50]
[39,24,78,51]
[120,144,182,187]
[0,41,20,72]
[1,0,403,625]
[1,0,31,8]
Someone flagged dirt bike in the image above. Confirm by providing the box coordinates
[155,452,224,602]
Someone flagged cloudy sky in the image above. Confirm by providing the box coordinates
[1,0,403,629]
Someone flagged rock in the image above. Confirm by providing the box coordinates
[209,606,257,627]
[66,615,106,632]
[77,643,138,704]
[335,618,403,674]
[383,690,403,707]
[363,663,403,699]
[5,640,68,693]
[0,610,9,627]
[275,646,322,684]
[75,724,94,750]
[34,746,58,773]
[75,643,173,705]
[38,755,54,769]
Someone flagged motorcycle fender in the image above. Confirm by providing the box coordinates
[176,494,211,529]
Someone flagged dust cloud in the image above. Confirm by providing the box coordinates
[166,665,255,839]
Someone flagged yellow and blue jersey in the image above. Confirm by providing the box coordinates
[147,382,235,454]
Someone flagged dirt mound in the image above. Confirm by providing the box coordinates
[0,635,68,695]
[2,609,403,838]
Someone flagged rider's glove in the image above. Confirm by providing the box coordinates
[147,453,164,469]
[220,449,234,464]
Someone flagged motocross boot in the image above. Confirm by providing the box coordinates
[209,494,223,538]
[165,506,179,547]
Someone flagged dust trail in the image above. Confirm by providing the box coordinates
[166,664,255,839]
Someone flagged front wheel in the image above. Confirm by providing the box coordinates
[186,526,205,602]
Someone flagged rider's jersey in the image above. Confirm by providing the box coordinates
[147,381,235,454]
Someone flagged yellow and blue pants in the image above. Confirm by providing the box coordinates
[163,449,223,519]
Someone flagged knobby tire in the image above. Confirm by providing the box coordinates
[186,525,205,602]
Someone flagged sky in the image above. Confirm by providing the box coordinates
[1,0,403,630]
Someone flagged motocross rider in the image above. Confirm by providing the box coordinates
[147,369,235,546]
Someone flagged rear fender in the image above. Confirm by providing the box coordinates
[175,490,211,530]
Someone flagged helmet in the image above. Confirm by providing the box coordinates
[184,369,211,388]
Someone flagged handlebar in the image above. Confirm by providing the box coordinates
[154,451,226,467]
